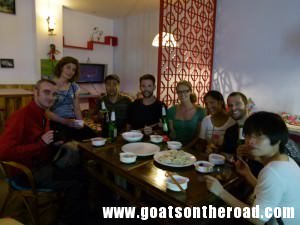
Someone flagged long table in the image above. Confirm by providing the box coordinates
[79,138,245,209]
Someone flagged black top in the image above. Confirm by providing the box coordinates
[222,123,239,154]
[128,99,166,130]
[96,95,132,132]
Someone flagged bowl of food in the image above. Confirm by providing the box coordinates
[150,135,163,143]
[208,153,226,165]
[194,161,214,173]
[120,152,137,164]
[166,175,189,192]
[91,137,106,147]
[167,141,182,150]
[122,131,143,142]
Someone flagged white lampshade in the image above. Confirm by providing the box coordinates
[152,32,177,47]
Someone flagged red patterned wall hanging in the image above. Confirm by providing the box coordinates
[157,0,217,106]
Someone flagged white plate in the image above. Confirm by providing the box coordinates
[121,142,160,156]
[154,150,197,167]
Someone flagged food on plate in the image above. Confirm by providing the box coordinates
[156,150,192,165]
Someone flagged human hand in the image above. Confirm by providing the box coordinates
[41,130,54,145]
[234,158,252,178]
[237,144,252,159]
[143,126,153,135]
[206,142,218,154]
[204,175,224,196]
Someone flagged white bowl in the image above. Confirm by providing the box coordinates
[208,153,226,165]
[122,131,143,142]
[166,175,189,192]
[91,137,106,147]
[167,141,182,150]
[74,119,84,128]
[194,161,214,173]
[120,152,137,164]
[150,135,163,143]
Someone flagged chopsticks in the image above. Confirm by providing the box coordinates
[127,160,151,171]
[166,172,186,192]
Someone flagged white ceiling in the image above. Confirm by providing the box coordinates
[62,0,159,19]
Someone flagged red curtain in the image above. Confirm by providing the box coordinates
[157,0,217,107]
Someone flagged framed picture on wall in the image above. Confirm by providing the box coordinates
[0,0,16,15]
[0,58,14,68]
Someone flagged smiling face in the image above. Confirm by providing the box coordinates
[34,81,57,110]
[61,63,77,81]
[227,95,247,120]
[140,79,155,98]
[176,84,191,103]
[204,96,224,115]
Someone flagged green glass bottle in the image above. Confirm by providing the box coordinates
[100,101,109,137]
[237,124,245,145]
[108,111,117,142]
[162,106,169,134]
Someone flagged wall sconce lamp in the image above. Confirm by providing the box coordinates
[152,32,177,47]
[47,16,56,35]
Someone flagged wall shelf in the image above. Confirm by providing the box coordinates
[63,36,118,50]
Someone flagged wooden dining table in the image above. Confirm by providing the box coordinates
[79,137,247,211]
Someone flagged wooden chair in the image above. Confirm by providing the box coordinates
[0,161,61,225]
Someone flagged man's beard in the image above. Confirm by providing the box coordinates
[142,91,153,98]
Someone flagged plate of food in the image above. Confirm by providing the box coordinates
[121,142,160,156]
[154,150,197,167]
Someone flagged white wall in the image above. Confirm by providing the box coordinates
[0,0,36,84]
[113,10,159,96]
[213,0,300,115]
[63,8,115,95]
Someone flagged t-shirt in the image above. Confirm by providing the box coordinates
[167,105,205,145]
[50,82,79,118]
[128,99,165,130]
[199,115,235,145]
[253,157,300,225]
[96,94,132,131]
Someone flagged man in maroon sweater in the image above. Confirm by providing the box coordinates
[0,79,85,225]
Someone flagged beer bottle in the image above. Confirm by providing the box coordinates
[237,124,245,145]
[161,106,169,134]
[100,101,109,137]
[108,111,117,142]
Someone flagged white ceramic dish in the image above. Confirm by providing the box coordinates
[208,153,226,165]
[194,160,214,173]
[121,142,160,156]
[166,175,189,192]
[154,150,196,167]
[150,135,163,143]
[91,137,106,147]
[167,141,182,150]
[122,131,143,142]
[120,152,137,164]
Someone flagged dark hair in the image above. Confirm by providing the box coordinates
[204,90,226,110]
[105,74,120,83]
[35,79,56,90]
[243,111,288,153]
[54,56,80,82]
[228,92,248,105]
[139,74,155,85]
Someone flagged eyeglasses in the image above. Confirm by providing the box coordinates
[177,89,190,94]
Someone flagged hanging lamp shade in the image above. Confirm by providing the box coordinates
[152,32,177,47]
